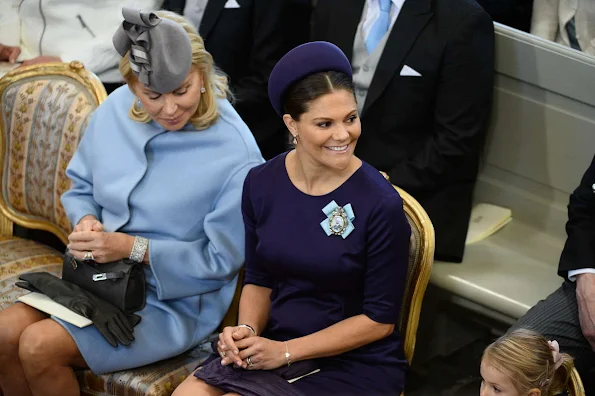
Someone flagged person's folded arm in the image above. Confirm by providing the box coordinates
[559,155,595,278]
[148,162,260,300]
[387,8,494,191]
[558,156,595,349]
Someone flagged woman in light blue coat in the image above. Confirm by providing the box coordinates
[0,9,263,396]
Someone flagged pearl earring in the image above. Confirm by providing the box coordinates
[292,135,298,145]
[200,86,206,93]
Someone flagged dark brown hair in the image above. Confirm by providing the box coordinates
[282,71,355,120]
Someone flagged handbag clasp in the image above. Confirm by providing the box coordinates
[92,273,108,281]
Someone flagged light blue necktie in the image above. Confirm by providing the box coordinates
[365,0,392,54]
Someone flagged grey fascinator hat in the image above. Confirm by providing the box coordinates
[113,7,192,94]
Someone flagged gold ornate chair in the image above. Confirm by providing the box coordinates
[393,185,435,365]
[0,61,106,309]
[568,367,586,396]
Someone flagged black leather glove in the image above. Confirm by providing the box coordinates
[16,272,141,347]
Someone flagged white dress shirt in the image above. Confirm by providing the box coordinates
[568,268,595,281]
[184,0,209,29]
[361,0,406,42]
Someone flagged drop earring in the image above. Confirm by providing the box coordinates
[292,135,298,145]
[136,98,142,108]
[200,86,206,93]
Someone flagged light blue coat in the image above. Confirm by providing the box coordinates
[56,86,264,374]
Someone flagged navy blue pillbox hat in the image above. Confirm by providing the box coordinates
[268,41,353,117]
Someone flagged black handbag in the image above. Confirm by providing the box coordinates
[61,252,146,313]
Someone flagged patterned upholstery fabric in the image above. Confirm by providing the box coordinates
[79,340,214,396]
[1,76,94,236]
[0,236,63,309]
[398,215,421,334]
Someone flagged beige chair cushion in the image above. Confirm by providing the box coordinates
[79,342,213,396]
[0,236,63,309]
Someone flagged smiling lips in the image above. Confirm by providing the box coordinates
[326,144,349,153]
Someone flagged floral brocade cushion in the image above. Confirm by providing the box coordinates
[1,76,96,237]
[78,339,214,396]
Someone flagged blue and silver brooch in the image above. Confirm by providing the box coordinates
[320,200,355,239]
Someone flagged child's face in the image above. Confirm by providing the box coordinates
[480,358,520,396]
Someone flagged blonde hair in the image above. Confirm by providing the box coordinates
[483,329,574,396]
[119,11,230,130]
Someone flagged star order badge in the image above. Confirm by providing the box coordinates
[320,200,355,239]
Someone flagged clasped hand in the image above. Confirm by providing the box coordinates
[218,326,287,370]
[67,216,131,263]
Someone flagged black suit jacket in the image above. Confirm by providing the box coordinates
[559,155,595,278]
[313,0,495,262]
[163,0,309,159]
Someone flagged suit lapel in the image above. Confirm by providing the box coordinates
[331,0,366,61]
[200,0,227,39]
[362,0,432,115]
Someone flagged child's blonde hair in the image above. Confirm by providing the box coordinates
[483,329,574,395]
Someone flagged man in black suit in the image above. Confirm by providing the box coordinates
[512,156,595,393]
[312,0,495,262]
[163,0,310,159]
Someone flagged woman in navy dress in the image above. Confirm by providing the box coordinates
[173,42,411,396]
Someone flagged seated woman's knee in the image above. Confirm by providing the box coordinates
[18,321,60,372]
[0,303,45,364]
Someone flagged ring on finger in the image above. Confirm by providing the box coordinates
[83,251,94,261]
[247,356,254,367]
[219,350,226,359]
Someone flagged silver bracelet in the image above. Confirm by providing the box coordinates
[129,236,149,263]
[237,324,256,335]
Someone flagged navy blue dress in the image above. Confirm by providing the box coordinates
[242,153,411,395]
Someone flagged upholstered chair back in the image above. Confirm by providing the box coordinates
[0,61,106,244]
